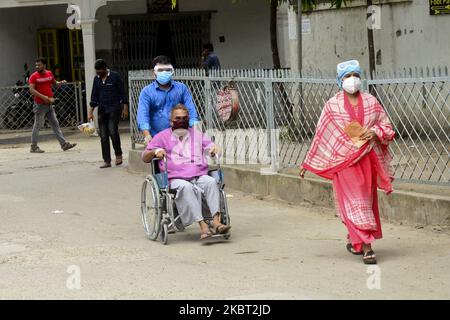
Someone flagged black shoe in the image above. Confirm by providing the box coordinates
[100,162,112,169]
[30,146,45,153]
[62,142,77,151]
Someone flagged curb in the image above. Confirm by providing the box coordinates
[127,148,450,227]
[0,127,130,145]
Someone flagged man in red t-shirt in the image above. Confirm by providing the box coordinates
[28,58,77,153]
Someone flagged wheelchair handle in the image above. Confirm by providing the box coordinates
[151,156,168,171]
[152,156,169,190]
[211,153,220,169]
[151,154,167,165]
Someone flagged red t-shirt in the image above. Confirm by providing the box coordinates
[29,70,55,104]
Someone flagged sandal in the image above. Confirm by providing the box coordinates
[346,243,363,255]
[200,231,212,240]
[213,224,231,235]
[363,250,377,264]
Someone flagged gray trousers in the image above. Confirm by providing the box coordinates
[170,175,220,227]
[31,104,66,147]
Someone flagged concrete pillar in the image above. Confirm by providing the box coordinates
[80,19,98,129]
[75,0,108,131]
[80,19,97,106]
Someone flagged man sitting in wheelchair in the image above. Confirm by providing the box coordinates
[142,104,231,240]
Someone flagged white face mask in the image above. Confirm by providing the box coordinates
[172,128,189,138]
[342,76,361,94]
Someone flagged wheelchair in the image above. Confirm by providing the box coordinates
[140,156,231,245]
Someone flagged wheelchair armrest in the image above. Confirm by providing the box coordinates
[152,157,169,189]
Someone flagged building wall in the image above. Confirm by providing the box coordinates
[0,0,290,87]
[179,0,274,69]
[0,4,69,87]
[383,0,450,69]
[298,0,450,74]
[0,7,38,86]
[95,0,289,69]
[1,0,447,87]
[0,1,147,86]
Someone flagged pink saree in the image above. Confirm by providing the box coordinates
[302,91,395,252]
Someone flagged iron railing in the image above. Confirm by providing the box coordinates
[0,82,83,131]
[129,68,450,185]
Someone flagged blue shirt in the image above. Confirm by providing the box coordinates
[137,80,200,136]
[90,70,127,113]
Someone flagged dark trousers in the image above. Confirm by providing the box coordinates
[98,110,122,163]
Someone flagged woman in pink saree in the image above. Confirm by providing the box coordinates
[300,60,395,264]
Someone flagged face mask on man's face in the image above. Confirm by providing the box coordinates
[156,71,173,85]
[172,117,189,130]
[97,71,107,78]
[342,76,361,94]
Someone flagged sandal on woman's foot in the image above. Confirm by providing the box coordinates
[363,250,377,264]
[214,224,231,235]
[346,243,363,255]
[200,231,212,240]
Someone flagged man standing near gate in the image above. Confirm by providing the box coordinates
[201,43,221,75]
[137,55,200,143]
[88,59,129,168]
[29,58,77,153]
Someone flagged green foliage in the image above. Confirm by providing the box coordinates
[329,0,349,9]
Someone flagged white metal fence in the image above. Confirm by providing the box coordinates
[0,83,83,130]
[129,68,450,185]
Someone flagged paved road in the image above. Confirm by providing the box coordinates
[1,133,449,299]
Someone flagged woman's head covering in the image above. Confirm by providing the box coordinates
[337,60,361,88]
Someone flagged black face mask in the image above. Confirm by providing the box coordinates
[97,71,107,78]
[172,118,189,130]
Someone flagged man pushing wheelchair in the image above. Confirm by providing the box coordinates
[142,104,232,240]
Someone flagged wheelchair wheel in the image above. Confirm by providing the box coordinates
[220,190,231,240]
[167,194,184,232]
[160,221,169,245]
[220,190,230,226]
[141,176,162,241]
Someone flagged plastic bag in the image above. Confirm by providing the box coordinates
[78,121,95,135]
